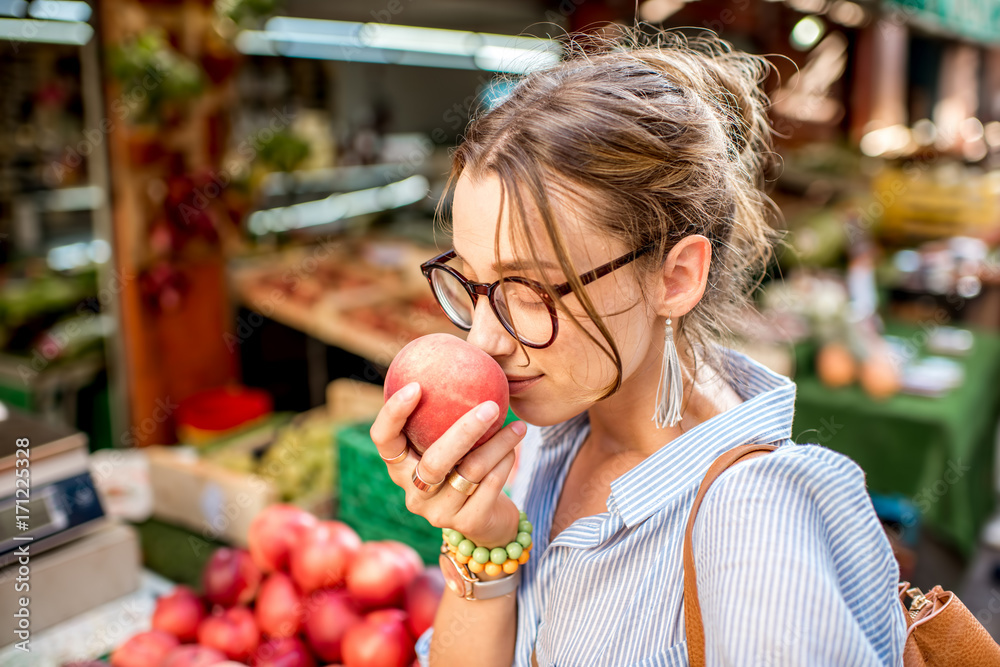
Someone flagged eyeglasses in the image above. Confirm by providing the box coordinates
[420,243,655,349]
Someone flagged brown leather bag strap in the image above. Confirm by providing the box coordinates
[683,443,778,667]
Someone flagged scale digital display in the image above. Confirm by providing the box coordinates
[0,493,56,543]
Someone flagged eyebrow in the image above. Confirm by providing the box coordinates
[453,248,560,273]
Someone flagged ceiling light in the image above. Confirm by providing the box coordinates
[960,117,984,142]
[28,0,91,22]
[247,175,429,235]
[237,18,559,74]
[859,124,911,157]
[790,16,825,51]
[47,239,110,272]
[0,0,27,17]
[911,119,937,146]
[0,17,91,43]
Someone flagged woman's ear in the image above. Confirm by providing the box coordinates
[657,235,712,318]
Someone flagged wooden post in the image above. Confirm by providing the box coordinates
[99,0,239,446]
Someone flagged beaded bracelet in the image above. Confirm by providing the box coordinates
[442,511,533,577]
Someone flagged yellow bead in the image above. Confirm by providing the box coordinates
[484,562,502,576]
[468,559,485,574]
[503,560,519,574]
[517,551,530,564]
[456,553,471,564]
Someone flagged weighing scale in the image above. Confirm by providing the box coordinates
[0,401,105,568]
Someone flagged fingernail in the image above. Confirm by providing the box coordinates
[476,401,499,422]
[399,383,419,400]
[511,420,526,436]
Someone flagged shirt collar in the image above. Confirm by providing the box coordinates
[608,347,796,528]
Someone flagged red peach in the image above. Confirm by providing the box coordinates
[110,631,179,667]
[248,505,318,574]
[152,585,206,642]
[384,334,508,454]
[160,645,228,667]
[255,572,304,638]
[202,548,261,608]
[198,606,260,662]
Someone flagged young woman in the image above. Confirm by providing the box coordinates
[370,30,906,666]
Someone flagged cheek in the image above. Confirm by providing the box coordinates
[548,307,637,393]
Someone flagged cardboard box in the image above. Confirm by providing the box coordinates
[146,445,278,546]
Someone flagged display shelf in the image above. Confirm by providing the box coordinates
[229,239,462,365]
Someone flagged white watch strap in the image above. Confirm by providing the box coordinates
[472,567,522,599]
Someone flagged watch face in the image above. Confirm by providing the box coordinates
[439,553,469,596]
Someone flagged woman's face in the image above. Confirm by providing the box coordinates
[450,170,661,426]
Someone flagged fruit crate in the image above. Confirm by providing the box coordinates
[336,421,442,564]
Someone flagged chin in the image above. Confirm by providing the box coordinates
[509,397,588,428]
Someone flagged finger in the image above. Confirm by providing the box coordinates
[457,448,517,522]
[430,419,525,510]
[417,400,501,484]
[383,449,422,490]
[411,457,447,497]
[369,382,421,460]
[455,420,526,484]
[402,414,520,521]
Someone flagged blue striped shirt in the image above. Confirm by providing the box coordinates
[417,349,907,666]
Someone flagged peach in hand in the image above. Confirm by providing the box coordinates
[384,334,509,454]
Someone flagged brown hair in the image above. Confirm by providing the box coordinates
[438,27,780,400]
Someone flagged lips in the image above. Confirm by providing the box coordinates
[506,374,543,396]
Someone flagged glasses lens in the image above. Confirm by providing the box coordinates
[495,281,554,346]
[430,269,474,330]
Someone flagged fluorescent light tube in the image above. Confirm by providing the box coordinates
[0,18,92,44]
[248,175,430,234]
[237,18,560,74]
[28,0,91,22]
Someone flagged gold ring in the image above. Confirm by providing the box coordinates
[446,469,480,496]
[412,461,444,494]
[380,445,409,465]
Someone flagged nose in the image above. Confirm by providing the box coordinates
[465,295,517,358]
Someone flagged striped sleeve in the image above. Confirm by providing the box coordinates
[692,444,906,666]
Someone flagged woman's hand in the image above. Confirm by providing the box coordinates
[370,382,526,548]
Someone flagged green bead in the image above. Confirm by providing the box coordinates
[519,510,528,522]
[458,540,475,557]
[490,547,508,565]
[505,542,523,559]
[442,528,453,540]
[447,531,464,547]
[516,531,532,548]
[472,547,491,564]
[518,520,533,534]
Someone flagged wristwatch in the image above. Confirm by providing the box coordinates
[439,545,522,601]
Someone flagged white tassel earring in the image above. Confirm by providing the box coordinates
[652,315,683,428]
